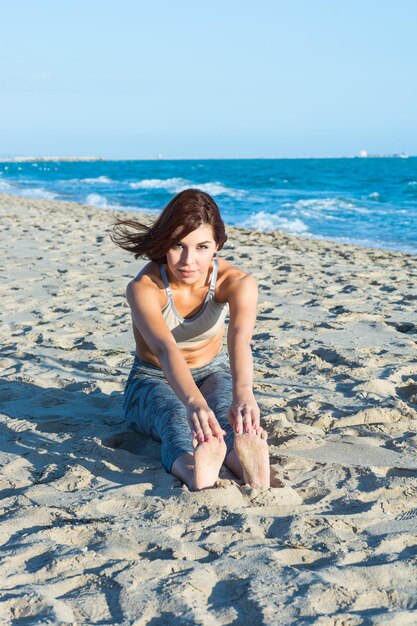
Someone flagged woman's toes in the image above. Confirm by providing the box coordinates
[255,426,268,440]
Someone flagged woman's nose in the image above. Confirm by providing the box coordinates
[181,248,195,263]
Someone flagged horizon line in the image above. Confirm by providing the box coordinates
[0,153,415,162]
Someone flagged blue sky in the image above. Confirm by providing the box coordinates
[1,1,416,158]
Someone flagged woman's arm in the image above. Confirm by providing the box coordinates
[226,273,260,435]
[126,279,226,442]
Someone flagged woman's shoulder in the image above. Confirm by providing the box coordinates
[126,261,166,305]
[217,257,249,281]
[216,257,257,303]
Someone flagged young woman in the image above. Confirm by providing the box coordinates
[111,188,270,491]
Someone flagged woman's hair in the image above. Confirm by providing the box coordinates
[110,188,228,263]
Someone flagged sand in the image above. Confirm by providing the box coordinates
[0,192,416,625]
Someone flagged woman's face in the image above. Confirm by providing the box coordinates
[165,224,218,285]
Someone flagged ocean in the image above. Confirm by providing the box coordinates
[0,157,416,254]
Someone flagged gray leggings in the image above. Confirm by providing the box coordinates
[123,349,235,472]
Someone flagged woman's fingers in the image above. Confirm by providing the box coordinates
[190,410,224,443]
[251,408,260,430]
[234,406,250,434]
[242,406,252,434]
[191,417,205,443]
[207,414,227,438]
[201,420,213,441]
[233,405,260,435]
[234,408,243,434]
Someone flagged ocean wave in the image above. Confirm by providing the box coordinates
[129,177,189,190]
[86,193,111,208]
[65,176,114,185]
[81,176,113,184]
[19,187,58,200]
[129,177,247,198]
[196,182,247,198]
[241,211,308,234]
[406,181,417,193]
[0,182,57,200]
[84,193,154,215]
[296,197,357,211]
[284,197,373,219]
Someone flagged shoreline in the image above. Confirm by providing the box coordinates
[1,191,415,257]
[1,192,417,623]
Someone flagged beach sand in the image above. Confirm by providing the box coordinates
[1,192,417,625]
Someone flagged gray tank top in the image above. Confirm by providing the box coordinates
[159,257,228,348]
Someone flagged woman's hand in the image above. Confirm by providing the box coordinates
[227,391,260,435]
[187,400,227,443]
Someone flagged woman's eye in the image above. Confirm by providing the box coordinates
[172,244,209,250]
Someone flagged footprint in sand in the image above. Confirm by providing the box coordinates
[35,463,67,484]
[101,431,161,464]
[41,392,70,406]
[312,347,351,367]
[53,464,94,492]
[387,321,416,334]
[395,377,417,404]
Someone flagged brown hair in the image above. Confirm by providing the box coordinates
[110,188,228,263]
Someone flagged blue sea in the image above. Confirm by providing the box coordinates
[0,158,416,254]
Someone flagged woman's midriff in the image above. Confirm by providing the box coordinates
[132,323,225,369]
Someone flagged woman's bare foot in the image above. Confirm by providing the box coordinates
[192,436,227,491]
[234,427,270,488]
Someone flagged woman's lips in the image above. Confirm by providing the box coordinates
[179,269,195,276]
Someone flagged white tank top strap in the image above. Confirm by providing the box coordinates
[208,256,218,296]
[159,263,173,298]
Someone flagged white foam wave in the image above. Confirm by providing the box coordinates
[368,192,380,199]
[84,193,155,215]
[285,197,372,219]
[196,182,247,198]
[129,177,246,198]
[11,186,58,200]
[129,177,189,190]
[241,211,308,234]
[297,197,356,211]
[81,176,113,184]
[0,178,58,200]
[86,193,109,208]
